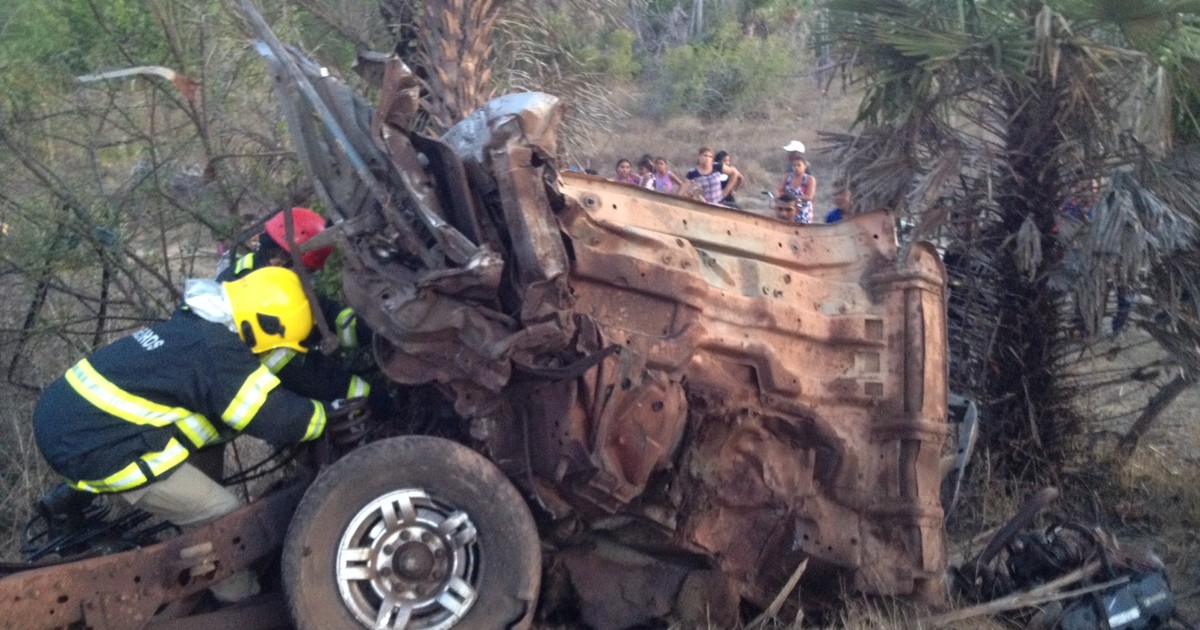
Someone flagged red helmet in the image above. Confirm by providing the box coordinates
[264,207,333,271]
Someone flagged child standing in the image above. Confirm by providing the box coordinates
[652,157,684,194]
[713,150,744,207]
[825,189,852,223]
[637,155,655,189]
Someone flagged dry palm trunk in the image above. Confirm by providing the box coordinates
[415,0,502,131]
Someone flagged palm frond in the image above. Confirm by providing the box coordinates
[824,0,1200,472]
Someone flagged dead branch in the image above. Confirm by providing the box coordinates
[746,558,808,629]
[920,560,1103,627]
[1119,371,1195,455]
[76,65,199,105]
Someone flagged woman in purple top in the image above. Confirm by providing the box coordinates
[652,157,684,194]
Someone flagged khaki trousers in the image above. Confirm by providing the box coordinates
[121,463,261,603]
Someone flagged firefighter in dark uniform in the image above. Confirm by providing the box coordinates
[217,207,373,404]
[33,267,326,603]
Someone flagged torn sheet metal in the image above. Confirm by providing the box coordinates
[266,46,951,610]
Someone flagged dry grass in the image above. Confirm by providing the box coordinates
[1106,447,1200,621]
[0,273,72,560]
[0,382,56,560]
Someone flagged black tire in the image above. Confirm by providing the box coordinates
[283,436,540,630]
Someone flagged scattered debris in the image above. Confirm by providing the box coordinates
[932,488,1177,630]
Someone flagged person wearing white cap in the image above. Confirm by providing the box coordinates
[782,140,806,153]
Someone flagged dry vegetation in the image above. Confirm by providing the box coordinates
[1,45,1198,630]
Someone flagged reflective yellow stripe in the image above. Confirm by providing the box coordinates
[66,359,189,428]
[347,375,370,399]
[176,415,221,448]
[70,438,189,493]
[260,347,298,374]
[301,401,327,442]
[66,359,219,449]
[70,462,143,493]
[221,364,280,430]
[233,252,255,275]
[336,308,358,349]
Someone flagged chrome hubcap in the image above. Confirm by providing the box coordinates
[336,489,480,629]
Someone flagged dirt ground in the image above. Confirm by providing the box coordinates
[1079,330,1200,625]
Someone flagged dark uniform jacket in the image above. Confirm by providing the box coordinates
[33,307,327,493]
[218,252,372,402]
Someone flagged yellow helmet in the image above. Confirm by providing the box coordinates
[222,267,314,354]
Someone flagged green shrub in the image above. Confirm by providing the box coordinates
[655,29,799,118]
[600,29,641,80]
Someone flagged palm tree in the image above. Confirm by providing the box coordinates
[823,0,1200,476]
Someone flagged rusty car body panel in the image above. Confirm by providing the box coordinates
[252,36,951,607]
[0,481,304,630]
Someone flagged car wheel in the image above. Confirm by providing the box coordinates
[283,436,540,629]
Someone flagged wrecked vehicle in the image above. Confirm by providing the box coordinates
[0,7,950,630]
[261,17,950,629]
